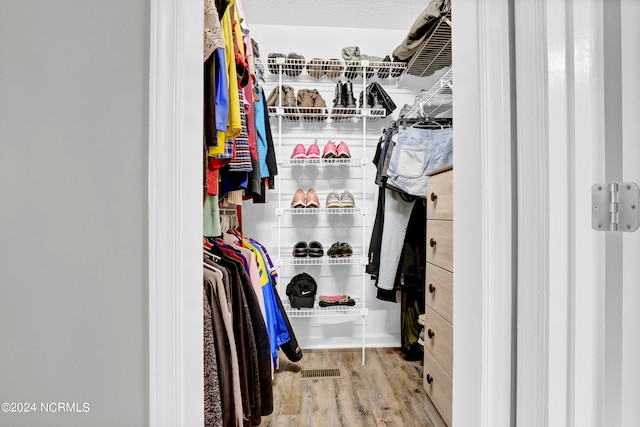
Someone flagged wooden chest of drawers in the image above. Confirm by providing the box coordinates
[423,166,453,426]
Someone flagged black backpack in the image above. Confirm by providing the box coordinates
[286,272,317,309]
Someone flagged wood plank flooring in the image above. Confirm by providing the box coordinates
[258,348,447,427]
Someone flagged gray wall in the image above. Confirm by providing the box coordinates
[0,1,149,426]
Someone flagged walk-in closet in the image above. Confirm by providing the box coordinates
[8,0,640,426]
[203,1,453,425]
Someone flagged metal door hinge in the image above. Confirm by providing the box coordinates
[592,182,639,232]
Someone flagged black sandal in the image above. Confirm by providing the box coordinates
[308,241,324,257]
[292,241,308,257]
[327,241,341,258]
[339,242,353,257]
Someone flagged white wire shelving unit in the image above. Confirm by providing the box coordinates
[260,56,403,364]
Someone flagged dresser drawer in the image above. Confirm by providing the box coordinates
[424,307,453,377]
[424,350,452,426]
[426,169,452,220]
[426,220,453,272]
[426,263,453,324]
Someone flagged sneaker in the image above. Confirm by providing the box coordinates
[307,58,326,79]
[291,188,306,208]
[305,189,320,208]
[323,140,338,158]
[290,144,306,159]
[336,141,351,158]
[326,191,341,208]
[267,52,285,74]
[285,52,305,77]
[326,58,343,79]
[339,190,355,208]
[306,140,320,159]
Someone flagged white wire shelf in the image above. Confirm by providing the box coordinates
[281,297,368,317]
[402,67,453,119]
[405,12,452,78]
[278,253,365,266]
[267,106,387,123]
[278,207,365,215]
[279,158,366,167]
[259,57,406,81]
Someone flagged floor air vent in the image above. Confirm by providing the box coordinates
[300,368,341,379]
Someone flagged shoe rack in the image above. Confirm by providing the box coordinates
[260,56,405,365]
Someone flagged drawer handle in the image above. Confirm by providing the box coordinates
[430,192,438,202]
[427,329,435,339]
[428,283,436,293]
[429,238,437,247]
[426,374,434,384]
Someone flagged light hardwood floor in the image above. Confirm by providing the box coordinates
[258,347,447,427]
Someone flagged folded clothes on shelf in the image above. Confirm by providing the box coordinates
[318,295,356,307]
[318,294,348,301]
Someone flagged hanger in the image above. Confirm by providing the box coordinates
[203,260,223,278]
[411,117,452,129]
[203,249,221,262]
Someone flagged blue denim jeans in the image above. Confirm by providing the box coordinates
[376,188,416,290]
[386,127,453,198]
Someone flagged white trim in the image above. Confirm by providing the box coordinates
[620,3,640,425]
[477,0,515,426]
[570,1,607,425]
[513,0,551,425]
[513,1,610,426]
[453,0,514,425]
[545,2,572,425]
[149,0,204,426]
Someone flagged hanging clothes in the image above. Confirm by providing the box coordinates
[204,264,243,426]
[203,230,301,426]
[368,119,452,294]
[203,284,223,427]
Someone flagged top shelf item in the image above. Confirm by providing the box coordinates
[392,0,452,78]
[405,12,451,77]
[258,56,407,82]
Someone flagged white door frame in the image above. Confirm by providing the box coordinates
[453,1,515,426]
[148,0,517,425]
[148,0,204,425]
[513,0,609,426]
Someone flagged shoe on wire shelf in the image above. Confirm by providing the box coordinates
[339,190,355,208]
[290,144,307,159]
[336,141,351,158]
[326,190,341,208]
[323,140,338,158]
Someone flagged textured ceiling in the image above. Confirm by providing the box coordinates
[240,0,429,30]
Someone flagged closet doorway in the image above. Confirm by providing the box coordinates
[148,0,515,425]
